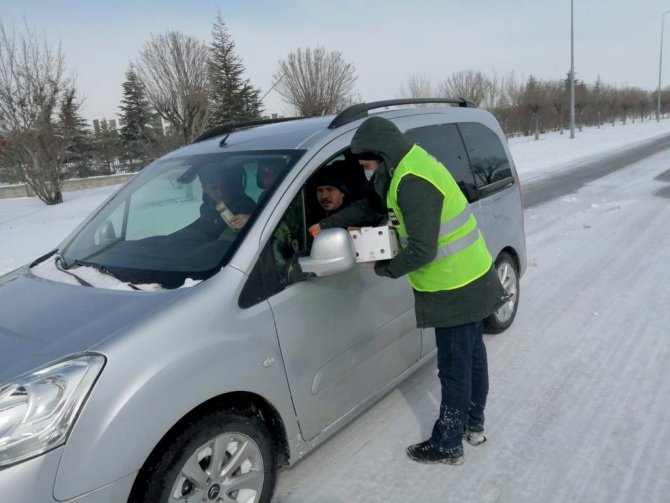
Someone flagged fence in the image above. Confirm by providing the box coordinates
[0,173,135,200]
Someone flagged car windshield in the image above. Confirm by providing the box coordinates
[59,149,304,289]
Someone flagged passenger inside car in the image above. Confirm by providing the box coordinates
[222,157,290,230]
[306,156,381,230]
[257,157,287,195]
[314,165,350,215]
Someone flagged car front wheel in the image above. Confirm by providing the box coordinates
[484,251,520,334]
[129,409,277,503]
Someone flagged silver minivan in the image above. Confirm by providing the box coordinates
[0,99,526,502]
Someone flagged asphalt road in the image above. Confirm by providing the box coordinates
[522,132,670,208]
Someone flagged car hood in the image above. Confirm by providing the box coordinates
[0,267,186,384]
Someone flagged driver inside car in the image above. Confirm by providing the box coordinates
[176,163,256,241]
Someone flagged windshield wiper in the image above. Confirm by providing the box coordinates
[71,259,141,290]
[54,253,93,287]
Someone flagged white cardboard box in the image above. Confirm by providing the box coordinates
[349,226,400,263]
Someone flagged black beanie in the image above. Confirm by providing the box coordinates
[356,151,383,162]
[314,168,349,195]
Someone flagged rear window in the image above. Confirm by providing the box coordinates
[458,122,513,189]
[405,123,478,202]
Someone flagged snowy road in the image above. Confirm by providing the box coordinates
[273,147,670,502]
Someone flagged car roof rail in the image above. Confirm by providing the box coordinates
[191,117,304,143]
[328,98,477,129]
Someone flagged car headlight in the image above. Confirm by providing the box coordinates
[0,353,105,467]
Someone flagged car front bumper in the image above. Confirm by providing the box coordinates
[0,448,136,502]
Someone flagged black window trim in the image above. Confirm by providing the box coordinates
[455,122,515,198]
[405,121,481,203]
[476,177,515,197]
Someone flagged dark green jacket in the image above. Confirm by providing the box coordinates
[327,116,504,328]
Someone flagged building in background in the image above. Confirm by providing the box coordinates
[149,114,164,135]
[91,118,120,134]
[91,116,165,136]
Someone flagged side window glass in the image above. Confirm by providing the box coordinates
[458,122,513,190]
[240,152,375,308]
[405,124,478,202]
[239,191,307,308]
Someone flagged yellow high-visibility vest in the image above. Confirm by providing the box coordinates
[387,145,492,291]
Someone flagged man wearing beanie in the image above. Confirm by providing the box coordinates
[309,161,383,236]
[314,167,349,216]
[317,116,506,465]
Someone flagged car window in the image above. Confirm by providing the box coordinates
[405,123,478,202]
[239,191,307,308]
[239,153,380,307]
[458,122,514,192]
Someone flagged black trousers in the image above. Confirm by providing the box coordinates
[430,320,489,451]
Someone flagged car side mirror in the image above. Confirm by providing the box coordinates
[298,228,357,277]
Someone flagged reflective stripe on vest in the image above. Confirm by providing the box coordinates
[388,145,492,292]
[399,208,474,247]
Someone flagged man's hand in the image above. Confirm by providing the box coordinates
[230,214,250,230]
[374,260,392,277]
[308,223,321,237]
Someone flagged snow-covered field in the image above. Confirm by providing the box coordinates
[1,120,670,501]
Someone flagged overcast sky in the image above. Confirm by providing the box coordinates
[1,0,669,121]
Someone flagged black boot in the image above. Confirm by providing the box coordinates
[464,428,487,446]
[406,440,464,465]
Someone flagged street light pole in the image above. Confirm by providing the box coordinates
[570,0,576,139]
[656,10,670,122]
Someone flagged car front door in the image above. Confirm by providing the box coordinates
[245,160,421,441]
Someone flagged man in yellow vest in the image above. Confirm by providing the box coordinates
[319,116,506,465]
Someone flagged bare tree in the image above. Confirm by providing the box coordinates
[521,75,546,140]
[481,69,504,110]
[547,79,568,134]
[574,81,588,131]
[136,31,210,144]
[438,70,491,106]
[503,71,525,109]
[604,86,620,126]
[637,91,651,122]
[591,77,605,128]
[619,87,639,125]
[0,22,73,204]
[498,71,526,135]
[660,87,670,119]
[274,47,357,116]
[398,74,435,104]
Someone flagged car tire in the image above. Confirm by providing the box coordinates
[484,251,520,334]
[129,409,277,503]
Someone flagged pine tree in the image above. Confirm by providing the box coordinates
[207,11,262,127]
[119,66,154,145]
[119,66,154,167]
[58,88,91,177]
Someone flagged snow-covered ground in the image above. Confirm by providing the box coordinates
[1,120,670,501]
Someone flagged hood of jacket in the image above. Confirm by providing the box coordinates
[350,116,414,176]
